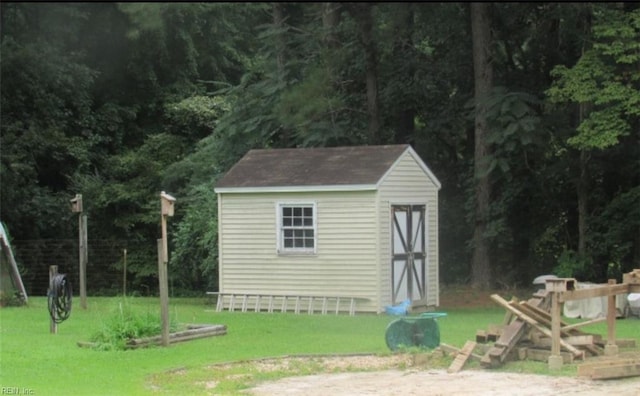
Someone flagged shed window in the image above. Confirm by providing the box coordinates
[278,203,316,253]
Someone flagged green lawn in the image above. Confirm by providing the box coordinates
[0,297,637,395]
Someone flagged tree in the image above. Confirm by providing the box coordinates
[547,6,640,276]
[470,3,494,289]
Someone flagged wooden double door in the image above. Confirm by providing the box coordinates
[391,204,427,304]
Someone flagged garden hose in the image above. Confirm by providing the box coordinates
[48,274,72,323]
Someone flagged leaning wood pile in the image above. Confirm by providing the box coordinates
[476,289,611,368]
[468,274,640,380]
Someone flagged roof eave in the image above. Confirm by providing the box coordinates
[215,184,378,194]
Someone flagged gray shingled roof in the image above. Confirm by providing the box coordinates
[215,144,411,189]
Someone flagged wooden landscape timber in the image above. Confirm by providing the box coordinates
[476,269,640,375]
[77,324,227,350]
[126,324,227,348]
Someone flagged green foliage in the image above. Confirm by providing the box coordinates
[553,249,594,279]
[1,3,639,293]
[547,8,640,150]
[90,299,178,350]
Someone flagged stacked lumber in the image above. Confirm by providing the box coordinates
[477,290,616,368]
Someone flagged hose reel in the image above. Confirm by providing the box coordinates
[48,273,72,324]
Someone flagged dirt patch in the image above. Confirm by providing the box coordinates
[248,367,640,396]
[245,355,640,396]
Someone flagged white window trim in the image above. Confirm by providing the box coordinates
[276,202,317,255]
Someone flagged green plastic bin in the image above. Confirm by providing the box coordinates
[385,312,447,351]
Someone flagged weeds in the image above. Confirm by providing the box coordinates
[90,298,177,350]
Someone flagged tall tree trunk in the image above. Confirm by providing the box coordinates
[350,3,381,144]
[576,7,592,258]
[577,110,589,257]
[393,4,415,145]
[470,3,493,289]
[322,2,341,48]
[272,2,290,146]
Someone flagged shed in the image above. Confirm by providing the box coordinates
[214,144,441,313]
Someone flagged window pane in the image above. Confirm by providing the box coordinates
[280,204,315,251]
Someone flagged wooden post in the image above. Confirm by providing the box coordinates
[158,239,169,346]
[158,192,175,347]
[122,249,127,297]
[49,265,58,334]
[70,194,87,309]
[548,291,564,369]
[605,279,619,356]
[79,213,88,309]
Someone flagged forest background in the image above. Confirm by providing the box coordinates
[1,3,638,297]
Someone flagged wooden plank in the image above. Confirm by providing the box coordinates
[475,330,488,343]
[447,341,477,373]
[578,359,640,377]
[559,283,629,302]
[594,338,636,348]
[561,317,607,331]
[440,343,483,361]
[534,335,595,347]
[579,361,640,380]
[491,294,585,358]
[495,321,528,348]
[480,320,528,368]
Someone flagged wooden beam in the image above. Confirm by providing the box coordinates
[561,317,606,331]
[578,360,640,380]
[534,335,595,347]
[491,294,584,358]
[559,283,629,302]
[447,341,477,373]
[440,343,483,361]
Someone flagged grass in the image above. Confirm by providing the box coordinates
[0,297,638,395]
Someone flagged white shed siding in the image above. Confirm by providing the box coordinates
[376,151,439,309]
[218,190,380,311]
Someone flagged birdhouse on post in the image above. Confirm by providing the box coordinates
[70,194,83,213]
[70,193,87,309]
[161,191,175,217]
[158,191,176,347]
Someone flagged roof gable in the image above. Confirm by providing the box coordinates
[215,144,439,193]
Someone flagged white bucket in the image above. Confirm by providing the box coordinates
[627,293,640,317]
